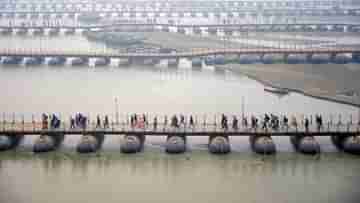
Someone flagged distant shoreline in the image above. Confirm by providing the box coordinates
[223,65,360,108]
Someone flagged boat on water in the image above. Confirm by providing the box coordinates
[264,86,290,95]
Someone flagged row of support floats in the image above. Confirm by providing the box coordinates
[1,134,360,155]
[1,54,360,67]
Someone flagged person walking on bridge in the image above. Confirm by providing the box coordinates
[189,115,194,128]
[104,115,109,129]
[283,115,289,130]
[164,115,168,129]
[180,114,185,127]
[305,117,310,132]
[96,115,101,128]
[262,114,270,131]
[242,116,248,129]
[70,116,75,129]
[291,116,298,130]
[232,116,238,130]
[153,116,158,130]
[42,113,48,130]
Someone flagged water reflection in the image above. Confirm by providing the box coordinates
[1,152,359,179]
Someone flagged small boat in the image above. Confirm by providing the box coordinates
[264,86,289,95]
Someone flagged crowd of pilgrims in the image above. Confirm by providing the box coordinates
[128,113,325,131]
[40,113,326,131]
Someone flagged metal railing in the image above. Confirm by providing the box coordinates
[1,114,359,135]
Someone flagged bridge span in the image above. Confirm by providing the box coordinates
[0,117,359,155]
[1,48,360,66]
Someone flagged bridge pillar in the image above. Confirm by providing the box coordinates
[306,54,313,63]
[332,53,352,64]
[330,53,337,62]
[120,134,145,153]
[64,28,76,35]
[290,135,320,154]
[177,27,186,34]
[193,27,202,34]
[262,54,285,64]
[224,54,238,64]
[347,25,354,32]
[224,28,233,36]
[118,57,132,67]
[48,28,60,36]
[249,134,276,155]
[48,56,66,66]
[208,135,231,154]
[94,57,111,67]
[33,133,65,153]
[0,134,23,151]
[24,57,44,66]
[352,52,360,63]
[331,134,360,154]
[32,28,45,36]
[71,57,89,66]
[143,58,160,66]
[191,57,202,69]
[168,58,179,68]
[214,55,225,65]
[311,54,330,64]
[165,135,186,154]
[284,54,311,64]
[16,28,28,36]
[162,26,170,32]
[30,13,39,19]
[68,13,75,19]
[77,133,105,153]
[208,27,217,35]
[238,54,261,64]
[0,28,12,35]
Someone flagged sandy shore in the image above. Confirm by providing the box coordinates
[221,63,360,107]
[143,32,256,50]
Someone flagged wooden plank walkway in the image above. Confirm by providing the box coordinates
[1,122,359,136]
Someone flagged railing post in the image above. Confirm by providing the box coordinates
[203,114,206,130]
[214,115,216,130]
[32,114,35,131]
[12,112,15,131]
[330,114,333,125]
[2,112,5,131]
[21,114,24,131]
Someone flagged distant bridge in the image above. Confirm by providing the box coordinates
[1,9,359,19]
[1,47,359,58]
[2,0,360,12]
[1,23,360,34]
[1,48,360,66]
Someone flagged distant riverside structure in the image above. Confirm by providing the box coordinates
[1,22,360,34]
[1,0,360,19]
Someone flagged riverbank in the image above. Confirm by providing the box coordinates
[223,63,360,107]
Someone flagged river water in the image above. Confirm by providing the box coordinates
[1,34,360,203]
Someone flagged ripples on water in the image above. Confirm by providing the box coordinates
[0,150,360,203]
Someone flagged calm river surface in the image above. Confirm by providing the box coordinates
[1,35,360,203]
